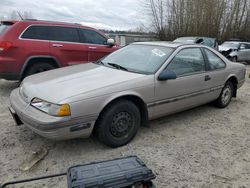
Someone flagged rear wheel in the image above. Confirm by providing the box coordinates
[215,81,234,108]
[25,62,56,77]
[95,99,141,148]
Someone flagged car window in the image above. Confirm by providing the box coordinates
[49,26,79,42]
[21,26,79,42]
[21,25,51,40]
[204,49,226,70]
[0,24,12,35]
[102,44,174,74]
[240,43,247,49]
[202,38,215,47]
[79,29,107,45]
[166,48,205,76]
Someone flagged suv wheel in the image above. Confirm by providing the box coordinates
[95,99,141,148]
[25,63,55,77]
[215,81,234,108]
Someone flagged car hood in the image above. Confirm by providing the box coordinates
[219,45,237,52]
[22,63,146,103]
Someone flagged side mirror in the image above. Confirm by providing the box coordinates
[107,38,115,47]
[158,70,177,81]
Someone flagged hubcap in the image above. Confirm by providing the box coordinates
[221,85,232,105]
[110,111,133,138]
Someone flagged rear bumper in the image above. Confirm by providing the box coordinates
[10,89,96,140]
[0,57,20,80]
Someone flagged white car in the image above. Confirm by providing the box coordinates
[219,41,250,63]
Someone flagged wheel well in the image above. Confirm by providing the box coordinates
[227,76,238,97]
[96,95,149,128]
[21,57,59,80]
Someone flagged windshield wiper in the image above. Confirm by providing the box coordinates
[107,63,128,71]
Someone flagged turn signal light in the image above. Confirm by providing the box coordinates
[58,104,71,116]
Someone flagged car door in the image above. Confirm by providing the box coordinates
[152,47,212,118]
[78,28,116,62]
[202,48,228,98]
[238,43,250,61]
[49,26,89,66]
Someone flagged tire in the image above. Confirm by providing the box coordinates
[215,81,234,108]
[25,62,55,77]
[95,99,141,148]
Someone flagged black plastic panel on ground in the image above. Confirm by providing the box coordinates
[67,156,156,188]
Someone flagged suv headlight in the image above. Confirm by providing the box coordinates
[31,98,71,117]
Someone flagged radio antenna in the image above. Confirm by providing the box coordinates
[17,11,24,20]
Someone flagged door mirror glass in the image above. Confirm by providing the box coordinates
[107,38,115,47]
[158,70,177,81]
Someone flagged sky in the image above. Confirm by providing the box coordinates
[0,0,148,31]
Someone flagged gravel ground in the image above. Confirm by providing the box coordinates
[0,65,250,188]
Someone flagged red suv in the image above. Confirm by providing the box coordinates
[0,20,120,80]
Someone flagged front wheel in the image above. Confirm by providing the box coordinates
[24,62,55,78]
[215,81,234,108]
[95,99,141,148]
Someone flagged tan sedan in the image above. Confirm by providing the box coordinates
[9,42,246,147]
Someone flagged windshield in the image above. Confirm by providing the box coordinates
[101,44,174,74]
[221,42,240,48]
[173,37,196,43]
[0,24,11,35]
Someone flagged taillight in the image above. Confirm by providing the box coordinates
[0,41,13,52]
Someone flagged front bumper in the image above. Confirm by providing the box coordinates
[9,89,96,140]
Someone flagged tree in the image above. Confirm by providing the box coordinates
[145,0,250,41]
[8,10,33,20]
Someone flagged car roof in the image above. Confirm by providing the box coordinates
[175,36,216,40]
[1,19,92,29]
[224,41,250,44]
[133,41,198,48]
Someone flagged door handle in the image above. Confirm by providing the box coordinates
[52,44,63,47]
[205,75,211,81]
[88,46,97,49]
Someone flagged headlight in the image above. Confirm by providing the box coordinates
[31,98,71,117]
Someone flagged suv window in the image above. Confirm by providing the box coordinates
[0,24,12,35]
[21,25,51,40]
[49,26,79,42]
[79,29,107,45]
[167,48,205,76]
[204,49,226,70]
[21,26,79,42]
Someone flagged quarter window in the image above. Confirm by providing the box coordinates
[79,29,107,45]
[167,48,205,76]
[204,49,226,70]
